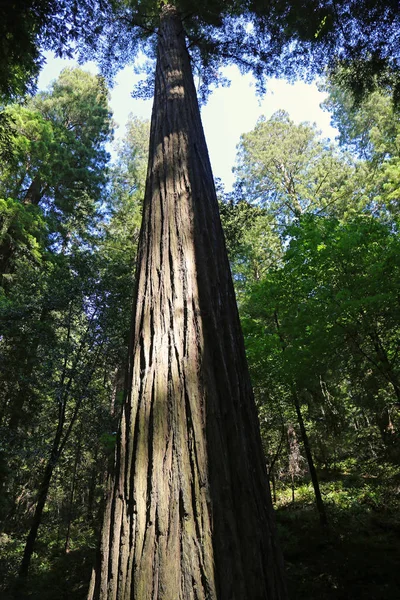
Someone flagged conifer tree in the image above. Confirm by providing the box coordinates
[88,3,288,599]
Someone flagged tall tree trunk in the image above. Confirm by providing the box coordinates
[89,5,287,600]
[292,388,328,528]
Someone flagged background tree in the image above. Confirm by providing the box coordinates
[0,67,115,580]
[0,68,113,445]
[323,82,400,218]
[234,110,359,225]
[237,213,400,502]
[218,197,283,301]
[0,109,147,595]
[0,68,112,277]
[219,92,400,539]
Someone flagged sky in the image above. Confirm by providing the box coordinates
[38,54,339,191]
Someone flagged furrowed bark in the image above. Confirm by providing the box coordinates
[90,5,287,599]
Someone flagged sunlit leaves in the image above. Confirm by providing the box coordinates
[0,68,113,275]
[235,110,356,225]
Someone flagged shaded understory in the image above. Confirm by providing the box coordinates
[1,460,399,599]
[277,461,400,600]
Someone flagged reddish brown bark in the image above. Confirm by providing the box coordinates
[89,5,287,599]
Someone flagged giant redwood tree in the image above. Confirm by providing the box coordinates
[87,3,288,599]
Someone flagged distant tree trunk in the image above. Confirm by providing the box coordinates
[270,468,277,503]
[266,424,285,505]
[287,424,301,504]
[376,405,396,450]
[292,388,328,527]
[89,5,287,600]
[19,439,61,578]
[87,447,100,524]
[23,176,43,206]
[19,338,100,578]
[64,434,82,554]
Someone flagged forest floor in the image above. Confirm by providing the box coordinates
[276,459,400,600]
[1,460,399,599]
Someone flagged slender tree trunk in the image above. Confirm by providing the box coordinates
[266,424,285,506]
[19,445,60,578]
[376,405,396,448]
[64,435,82,554]
[18,345,100,577]
[271,470,277,503]
[89,5,287,600]
[87,446,100,523]
[292,388,328,527]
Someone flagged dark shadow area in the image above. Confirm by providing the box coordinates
[275,466,400,600]
[0,534,95,599]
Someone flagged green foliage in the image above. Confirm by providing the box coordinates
[235,111,357,224]
[276,214,400,389]
[323,83,397,160]
[275,461,400,600]
[219,197,283,300]
[78,1,400,107]
[242,215,400,462]
[0,0,47,99]
[251,1,400,104]
[0,1,115,101]
[323,83,400,217]
[0,96,147,593]
[0,68,113,276]
[0,529,95,600]
[2,0,398,108]
[0,197,47,271]
[225,92,400,490]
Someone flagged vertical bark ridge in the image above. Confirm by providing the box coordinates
[90,4,287,599]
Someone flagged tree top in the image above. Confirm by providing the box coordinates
[1,1,399,104]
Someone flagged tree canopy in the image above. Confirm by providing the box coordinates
[0,68,112,276]
[234,110,356,223]
[2,1,399,103]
